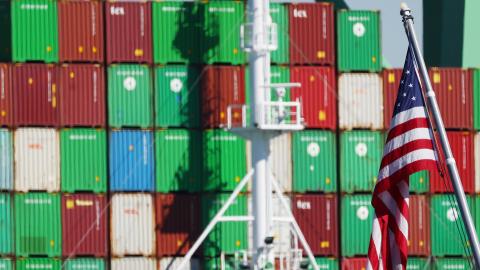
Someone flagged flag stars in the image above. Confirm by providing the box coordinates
[406,70,410,74]
[411,96,416,101]
[408,83,413,88]
[397,103,401,107]
[401,80,404,84]
[403,92,407,97]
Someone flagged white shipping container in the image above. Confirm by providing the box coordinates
[111,193,156,256]
[338,73,383,130]
[111,258,156,270]
[14,128,60,192]
[158,257,201,270]
[475,133,480,193]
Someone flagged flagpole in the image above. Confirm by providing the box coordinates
[400,3,480,267]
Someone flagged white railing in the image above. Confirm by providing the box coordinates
[240,22,278,52]
[260,100,303,130]
[226,104,249,129]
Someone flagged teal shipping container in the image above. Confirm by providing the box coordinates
[0,129,12,190]
[0,258,12,270]
[0,193,12,255]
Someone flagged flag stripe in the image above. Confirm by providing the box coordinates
[386,118,429,142]
[383,128,432,156]
[380,139,434,169]
[389,106,426,129]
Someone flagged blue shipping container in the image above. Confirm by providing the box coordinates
[0,193,13,255]
[109,130,155,191]
[0,129,12,190]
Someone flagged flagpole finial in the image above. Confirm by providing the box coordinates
[400,2,409,11]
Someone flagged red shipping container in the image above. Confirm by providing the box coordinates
[290,66,336,129]
[13,64,58,126]
[59,64,106,127]
[292,194,338,256]
[58,0,104,62]
[289,3,335,65]
[430,131,475,193]
[201,66,245,128]
[106,1,152,63]
[428,68,473,129]
[341,258,367,270]
[382,69,403,129]
[409,195,430,256]
[62,194,108,257]
[155,194,200,256]
[0,63,12,126]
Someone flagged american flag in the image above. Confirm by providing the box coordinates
[366,47,438,270]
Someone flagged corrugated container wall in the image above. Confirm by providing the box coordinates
[433,258,471,269]
[0,2,11,62]
[341,258,368,270]
[337,10,381,72]
[290,66,336,130]
[109,130,154,192]
[292,130,336,193]
[159,257,201,270]
[339,73,383,130]
[476,133,480,193]
[111,194,156,257]
[308,258,338,270]
[62,194,107,257]
[407,258,430,270]
[0,64,12,126]
[14,128,60,192]
[59,64,106,127]
[429,68,473,129]
[0,259,12,270]
[474,69,480,130]
[108,65,153,128]
[292,194,338,256]
[11,0,58,63]
[16,258,60,270]
[269,133,292,192]
[0,130,12,190]
[340,131,383,193]
[60,129,107,193]
[14,193,61,257]
[204,257,242,270]
[154,65,201,128]
[0,193,12,255]
[64,258,105,270]
[289,3,335,65]
[58,1,104,62]
[155,129,202,193]
[13,64,58,126]
[156,194,200,256]
[111,258,156,270]
[430,131,474,193]
[270,3,288,64]
[409,195,430,256]
[106,1,152,63]
[382,69,403,129]
[341,195,373,256]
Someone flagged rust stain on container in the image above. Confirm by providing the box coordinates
[289,3,335,65]
[13,64,58,127]
[59,64,105,127]
[341,258,367,270]
[58,0,104,62]
[201,66,245,128]
[62,194,107,257]
[382,69,403,129]
[106,1,152,64]
[408,195,430,256]
[0,64,12,127]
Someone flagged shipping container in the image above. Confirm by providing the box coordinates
[14,128,60,192]
[12,64,58,126]
[59,64,106,127]
[64,258,105,270]
[409,195,431,256]
[62,194,107,257]
[474,69,480,130]
[341,258,367,270]
[201,66,245,128]
[290,66,336,130]
[409,171,430,194]
[270,3,288,64]
[476,132,480,193]
[340,131,383,193]
[0,64,12,126]
[11,0,58,62]
[15,258,60,270]
[60,129,107,193]
[111,193,156,256]
[14,193,61,257]
[203,1,244,64]
[159,257,201,270]
[430,131,474,194]
[105,1,152,63]
[292,130,336,193]
[0,2,11,62]
[337,10,381,72]
[338,73,383,130]
[341,195,373,256]
[108,65,153,128]
[58,1,104,62]
[382,68,403,129]
[432,258,472,269]
[292,194,338,256]
[154,65,201,128]
[0,129,12,190]
[202,193,248,256]
[429,68,473,129]
[431,194,473,256]
[0,193,12,255]
[155,129,202,193]
[203,257,242,270]
[288,3,335,65]
[269,133,292,192]
[407,257,430,270]
[111,258,156,270]
[307,258,338,270]
[0,258,12,270]
[203,130,247,192]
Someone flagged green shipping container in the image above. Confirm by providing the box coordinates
[410,170,429,193]
[0,193,12,255]
[433,258,472,269]
[341,194,373,257]
[407,257,430,270]
[154,65,201,128]
[15,193,61,257]
[203,2,244,64]
[340,131,383,193]
[203,130,247,192]
[270,3,288,64]
[108,65,153,128]
[292,130,337,193]
[202,193,248,256]
[155,129,202,192]
[474,69,480,130]
[431,194,473,256]
[0,258,12,270]
[337,10,381,72]
[310,258,338,270]
[16,258,60,270]
[246,66,290,101]
[60,129,107,193]
[204,256,242,270]
[0,1,11,61]
[11,0,58,62]
[64,258,105,270]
